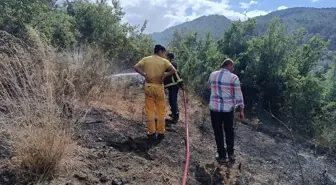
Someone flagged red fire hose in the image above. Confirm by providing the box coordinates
[182,90,190,185]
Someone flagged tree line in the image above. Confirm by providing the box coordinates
[169,19,336,154]
[0,0,153,69]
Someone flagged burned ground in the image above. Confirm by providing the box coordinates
[39,84,336,185]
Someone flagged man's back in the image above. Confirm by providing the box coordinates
[208,59,245,163]
[208,69,244,112]
[137,55,171,84]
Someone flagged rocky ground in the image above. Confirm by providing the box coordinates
[1,81,336,185]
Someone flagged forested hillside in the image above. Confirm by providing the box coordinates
[151,7,336,50]
[255,7,336,50]
[0,1,336,184]
[150,15,232,47]
[169,17,336,154]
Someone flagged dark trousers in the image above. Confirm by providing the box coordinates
[168,86,179,120]
[210,110,234,158]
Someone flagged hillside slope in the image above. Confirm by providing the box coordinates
[150,7,336,50]
[2,78,335,185]
[56,80,336,184]
[150,15,232,46]
[255,7,336,49]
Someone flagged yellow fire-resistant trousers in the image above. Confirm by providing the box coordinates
[144,83,166,135]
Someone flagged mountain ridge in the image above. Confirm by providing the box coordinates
[150,14,232,46]
[149,7,336,49]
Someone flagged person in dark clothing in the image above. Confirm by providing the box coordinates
[164,53,183,124]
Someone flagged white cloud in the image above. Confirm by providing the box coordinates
[243,10,270,18]
[119,0,270,33]
[239,1,258,9]
[277,6,288,10]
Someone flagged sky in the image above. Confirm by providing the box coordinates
[118,0,336,33]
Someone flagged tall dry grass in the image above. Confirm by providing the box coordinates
[0,28,111,183]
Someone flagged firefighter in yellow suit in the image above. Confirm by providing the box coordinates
[134,45,176,142]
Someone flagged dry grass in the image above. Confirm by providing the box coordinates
[92,80,144,120]
[55,45,111,103]
[0,28,110,183]
[11,123,73,182]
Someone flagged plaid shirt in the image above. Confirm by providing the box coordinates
[208,69,244,112]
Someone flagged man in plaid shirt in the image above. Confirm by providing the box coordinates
[207,58,245,163]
